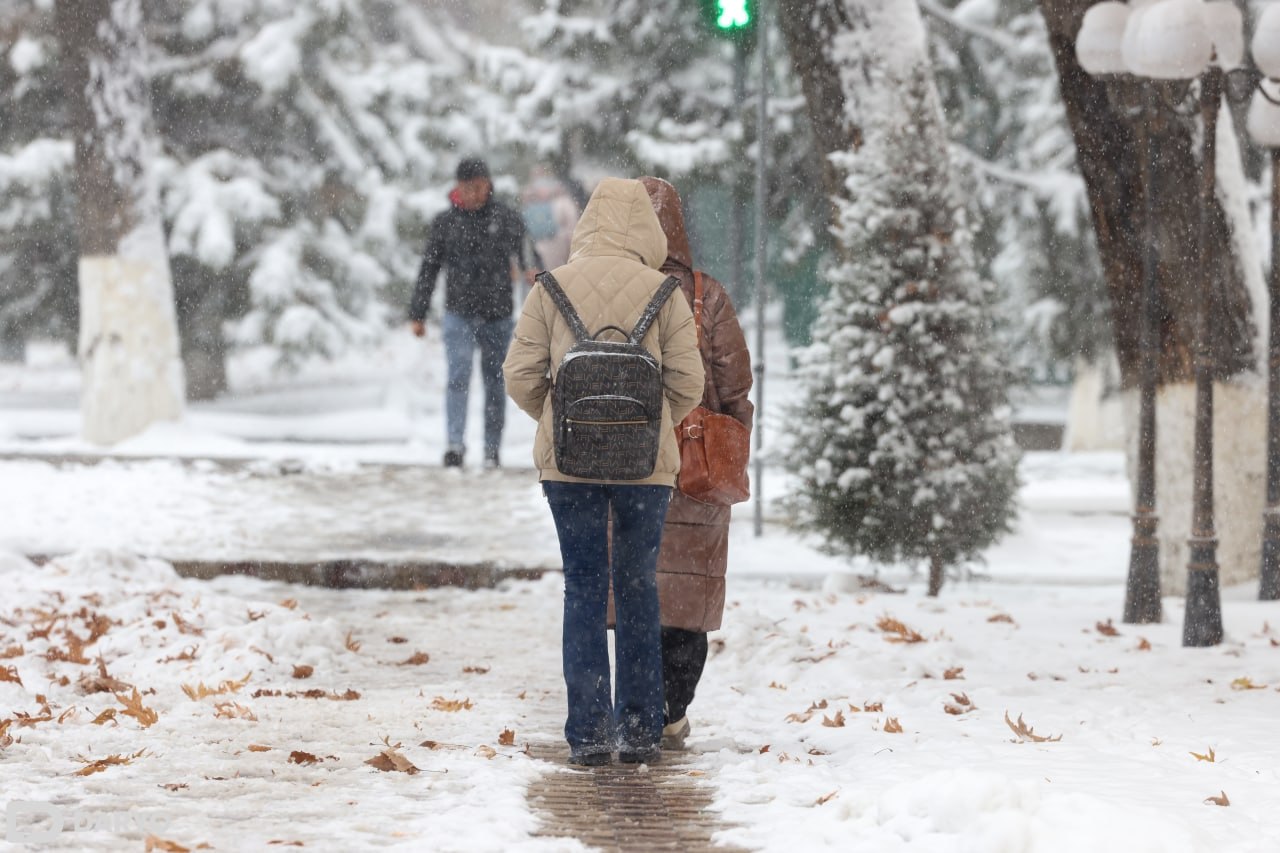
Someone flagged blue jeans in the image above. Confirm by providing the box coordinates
[442,312,514,456]
[543,482,672,755]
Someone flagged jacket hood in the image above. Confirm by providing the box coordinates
[638,176,693,272]
[568,178,668,270]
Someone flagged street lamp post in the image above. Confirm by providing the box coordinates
[1076,3,1167,624]
[1247,5,1280,601]
[1077,0,1264,643]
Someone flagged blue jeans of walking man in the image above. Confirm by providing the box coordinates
[443,312,514,462]
[543,482,672,758]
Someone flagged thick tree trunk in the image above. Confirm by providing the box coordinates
[1036,0,1256,385]
[56,0,184,444]
[1039,0,1267,594]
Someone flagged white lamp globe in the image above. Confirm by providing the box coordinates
[1122,0,1162,75]
[1253,4,1280,79]
[1247,86,1280,147]
[1203,1,1244,69]
[1126,0,1213,79]
[1078,2,1132,74]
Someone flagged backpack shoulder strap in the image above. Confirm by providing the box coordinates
[692,271,705,348]
[629,275,682,344]
[536,272,588,343]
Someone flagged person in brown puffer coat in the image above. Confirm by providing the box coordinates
[638,177,754,749]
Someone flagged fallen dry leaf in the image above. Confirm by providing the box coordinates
[769,681,787,690]
[821,710,846,728]
[498,728,516,746]
[0,644,23,659]
[279,599,298,610]
[183,673,251,701]
[0,665,22,686]
[1190,747,1217,763]
[1204,791,1230,806]
[292,665,314,680]
[160,646,199,664]
[815,789,839,806]
[431,696,473,712]
[1096,619,1120,637]
[91,708,118,726]
[214,702,257,721]
[289,751,323,765]
[759,744,770,754]
[944,692,975,715]
[172,612,203,636]
[1230,677,1267,691]
[248,744,272,752]
[987,614,1016,624]
[1004,711,1061,743]
[115,687,159,728]
[876,615,925,643]
[145,837,190,852]
[943,667,965,680]
[864,701,883,712]
[366,748,419,774]
[80,656,131,694]
[76,748,146,776]
[883,717,903,734]
[475,744,498,759]
[462,665,490,674]
[344,631,362,653]
[387,636,408,644]
[398,652,430,666]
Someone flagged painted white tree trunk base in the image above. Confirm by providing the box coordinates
[79,254,184,445]
[1064,356,1125,451]
[1123,377,1266,595]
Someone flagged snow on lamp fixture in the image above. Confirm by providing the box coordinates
[1077,2,1131,74]
[1247,86,1280,147]
[1253,4,1280,79]
[1124,0,1213,79]
[1203,1,1243,69]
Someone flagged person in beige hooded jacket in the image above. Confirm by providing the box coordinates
[503,178,704,766]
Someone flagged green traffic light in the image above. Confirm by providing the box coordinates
[716,0,751,30]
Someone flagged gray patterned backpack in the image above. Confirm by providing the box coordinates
[537,271,682,480]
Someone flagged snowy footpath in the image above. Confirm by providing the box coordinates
[2,339,1280,851]
[2,547,1279,852]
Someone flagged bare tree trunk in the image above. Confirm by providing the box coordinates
[56,0,184,444]
[1036,0,1256,386]
[928,554,944,597]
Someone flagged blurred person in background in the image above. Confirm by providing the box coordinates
[409,157,536,469]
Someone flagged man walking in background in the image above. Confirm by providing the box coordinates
[409,158,536,469]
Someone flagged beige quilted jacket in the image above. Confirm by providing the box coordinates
[503,178,705,486]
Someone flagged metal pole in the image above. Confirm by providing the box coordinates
[1261,146,1280,600]
[1125,86,1163,624]
[747,0,768,537]
[730,42,747,308]
[1184,68,1225,646]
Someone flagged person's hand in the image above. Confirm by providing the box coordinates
[410,320,426,338]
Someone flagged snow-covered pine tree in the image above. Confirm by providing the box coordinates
[784,0,1019,595]
[925,0,1109,379]
[0,2,78,361]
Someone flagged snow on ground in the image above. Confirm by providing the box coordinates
[3,332,1279,851]
[2,550,1279,852]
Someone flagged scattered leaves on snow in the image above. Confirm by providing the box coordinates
[398,651,430,666]
[292,665,314,679]
[80,656,131,694]
[1137,637,1152,651]
[1096,619,1120,637]
[1230,677,1266,691]
[1204,791,1230,806]
[821,710,845,728]
[943,692,975,715]
[883,717,904,734]
[987,614,1016,625]
[344,631,362,653]
[815,790,840,806]
[366,737,419,774]
[944,667,965,680]
[498,728,516,746]
[0,664,22,686]
[431,696,473,712]
[1190,747,1216,763]
[213,702,257,721]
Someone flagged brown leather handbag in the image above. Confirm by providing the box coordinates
[676,272,751,505]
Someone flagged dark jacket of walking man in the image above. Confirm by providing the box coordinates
[409,158,535,469]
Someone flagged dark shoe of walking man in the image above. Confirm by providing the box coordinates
[408,158,537,469]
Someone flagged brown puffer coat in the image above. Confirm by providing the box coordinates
[640,177,754,633]
[502,177,705,486]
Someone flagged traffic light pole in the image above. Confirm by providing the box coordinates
[752,0,767,538]
[730,42,747,309]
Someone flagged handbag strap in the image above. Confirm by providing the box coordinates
[692,271,705,348]
[536,271,589,343]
